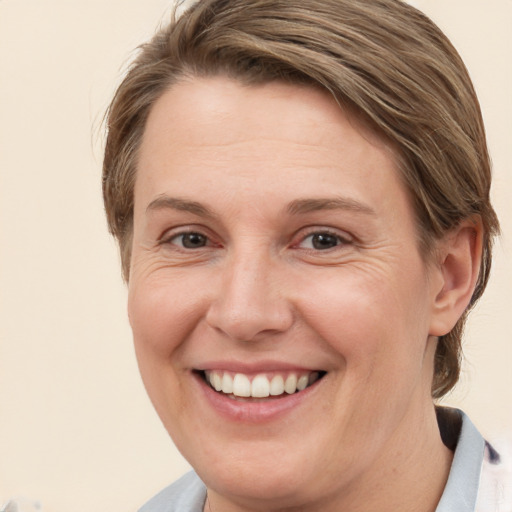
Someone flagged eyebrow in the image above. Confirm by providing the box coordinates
[287,197,376,216]
[145,195,375,218]
[146,195,216,218]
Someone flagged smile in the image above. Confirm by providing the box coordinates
[202,370,325,399]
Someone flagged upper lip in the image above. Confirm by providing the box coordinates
[194,360,325,374]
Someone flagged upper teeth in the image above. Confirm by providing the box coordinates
[204,371,320,398]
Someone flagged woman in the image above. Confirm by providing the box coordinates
[102,0,505,510]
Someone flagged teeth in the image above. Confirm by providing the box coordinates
[284,374,297,394]
[309,372,320,386]
[269,375,284,396]
[205,370,322,398]
[297,375,309,391]
[232,373,251,397]
[251,375,270,398]
[221,372,233,394]
[212,372,222,392]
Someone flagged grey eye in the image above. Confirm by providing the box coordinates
[176,232,208,248]
[302,232,340,250]
[312,233,339,249]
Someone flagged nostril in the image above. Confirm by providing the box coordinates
[206,303,294,342]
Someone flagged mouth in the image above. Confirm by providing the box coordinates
[198,369,327,401]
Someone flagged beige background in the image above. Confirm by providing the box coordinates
[0,1,510,511]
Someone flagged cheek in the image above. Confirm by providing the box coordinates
[127,277,198,428]
[295,264,431,377]
[128,271,208,359]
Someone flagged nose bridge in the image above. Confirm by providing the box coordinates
[206,241,292,341]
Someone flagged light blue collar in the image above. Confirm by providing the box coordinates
[435,408,485,512]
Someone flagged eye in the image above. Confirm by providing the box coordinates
[298,231,346,250]
[169,232,209,249]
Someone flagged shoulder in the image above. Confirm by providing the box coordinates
[138,471,207,512]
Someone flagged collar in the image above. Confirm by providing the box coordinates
[435,407,485,512]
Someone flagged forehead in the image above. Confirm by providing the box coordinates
[135,76,411,225]
[142,76,390,153]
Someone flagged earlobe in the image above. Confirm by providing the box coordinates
[429,217,483,337]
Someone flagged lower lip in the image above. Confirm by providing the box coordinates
[193,372,324,423]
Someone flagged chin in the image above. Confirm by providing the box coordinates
[200,462,321,509]
[177,427,341,509]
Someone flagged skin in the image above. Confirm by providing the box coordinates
[128,77,481,512]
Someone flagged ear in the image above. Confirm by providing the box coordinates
[429,217,483,337]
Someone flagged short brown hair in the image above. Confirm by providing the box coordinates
[103,0,499,398]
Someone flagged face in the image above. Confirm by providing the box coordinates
[129,77,443,510]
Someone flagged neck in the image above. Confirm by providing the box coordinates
[325,402,453,512]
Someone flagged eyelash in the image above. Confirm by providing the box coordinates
[160,228,216,250]
[159,227,351,252]
[294,229,352,251]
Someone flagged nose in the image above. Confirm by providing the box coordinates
[205,250,294,342]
